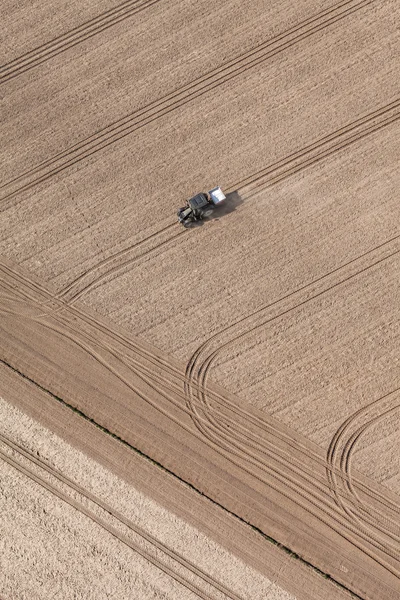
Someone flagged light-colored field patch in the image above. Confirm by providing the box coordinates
[1,0,400,597]
[0,397,296,600]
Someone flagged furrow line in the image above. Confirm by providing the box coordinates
[50,306,400,545]
[1,263,400,577]
[0,0,373,207]
[0,440,241,600]
[1,250,399,519]
[0,0,161,84]
[7,299,400,568]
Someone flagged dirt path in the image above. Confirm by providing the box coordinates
[1,263,399,598]
[1,397,303,600]
[1,0,399,597]
[0,386,357,600]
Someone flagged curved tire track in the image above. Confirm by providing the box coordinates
[1,245,400,531]
[59,222,183,304]
[1,263,400,578]
[326,392,400,538]
[183,236,400,558]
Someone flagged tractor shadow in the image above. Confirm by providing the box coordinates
[203,190,244,224]
[211,190,243,219]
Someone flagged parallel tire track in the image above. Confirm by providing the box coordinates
[26,98,400,306]
[0,280,382,529]
[326,392,400,535]
[1,228,399,529]
[341,407,400,504]
[0,0,373,207]
[183,235,400,553]
[226,99,400,196]
[0,432,245,600]
[61,307,400,553]
[41,310,400,570]
[1,159,398,540]
[58,222,183,304]
[7,303,400,573]
[0,0,161,84]
[1,264,400,577]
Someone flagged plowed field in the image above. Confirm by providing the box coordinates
[1,0,399,598]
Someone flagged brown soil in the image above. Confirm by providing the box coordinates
[1,261,399,598]
[0,377,354,600]
[0,394,302,600]
[1,0,399,597]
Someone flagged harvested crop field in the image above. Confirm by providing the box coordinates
[1,0,399,598]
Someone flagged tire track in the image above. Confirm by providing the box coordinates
[183,236,400,553]
[0,0,161,84]
[0,0,373,208]
[0,270,384,526]
[39,296,400,524]
[1,257,399,526]
[3,248,400,548]
[0,432,246,600]
[18,97,399,308]
[326,391,400,535]
[342,407,400,504]
[37,309,354,510]
[1,218,398,540]
[185,234,400,406]
[225,99,400,196]
[27,315,400,570]
[58,222,183,304]
[56,306,400,554]
[2,266,400,576]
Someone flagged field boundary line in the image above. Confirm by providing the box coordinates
[0,434,244,600]
[1,230,400,522]
[1,266,400,577]
[0,358,364,600]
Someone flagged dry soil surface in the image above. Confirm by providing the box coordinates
[0,371,356,600]
[0,395,298,600]
[1,0,400,597]
[1,261,399,599]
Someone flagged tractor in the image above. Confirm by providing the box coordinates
[177,187,226,226]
